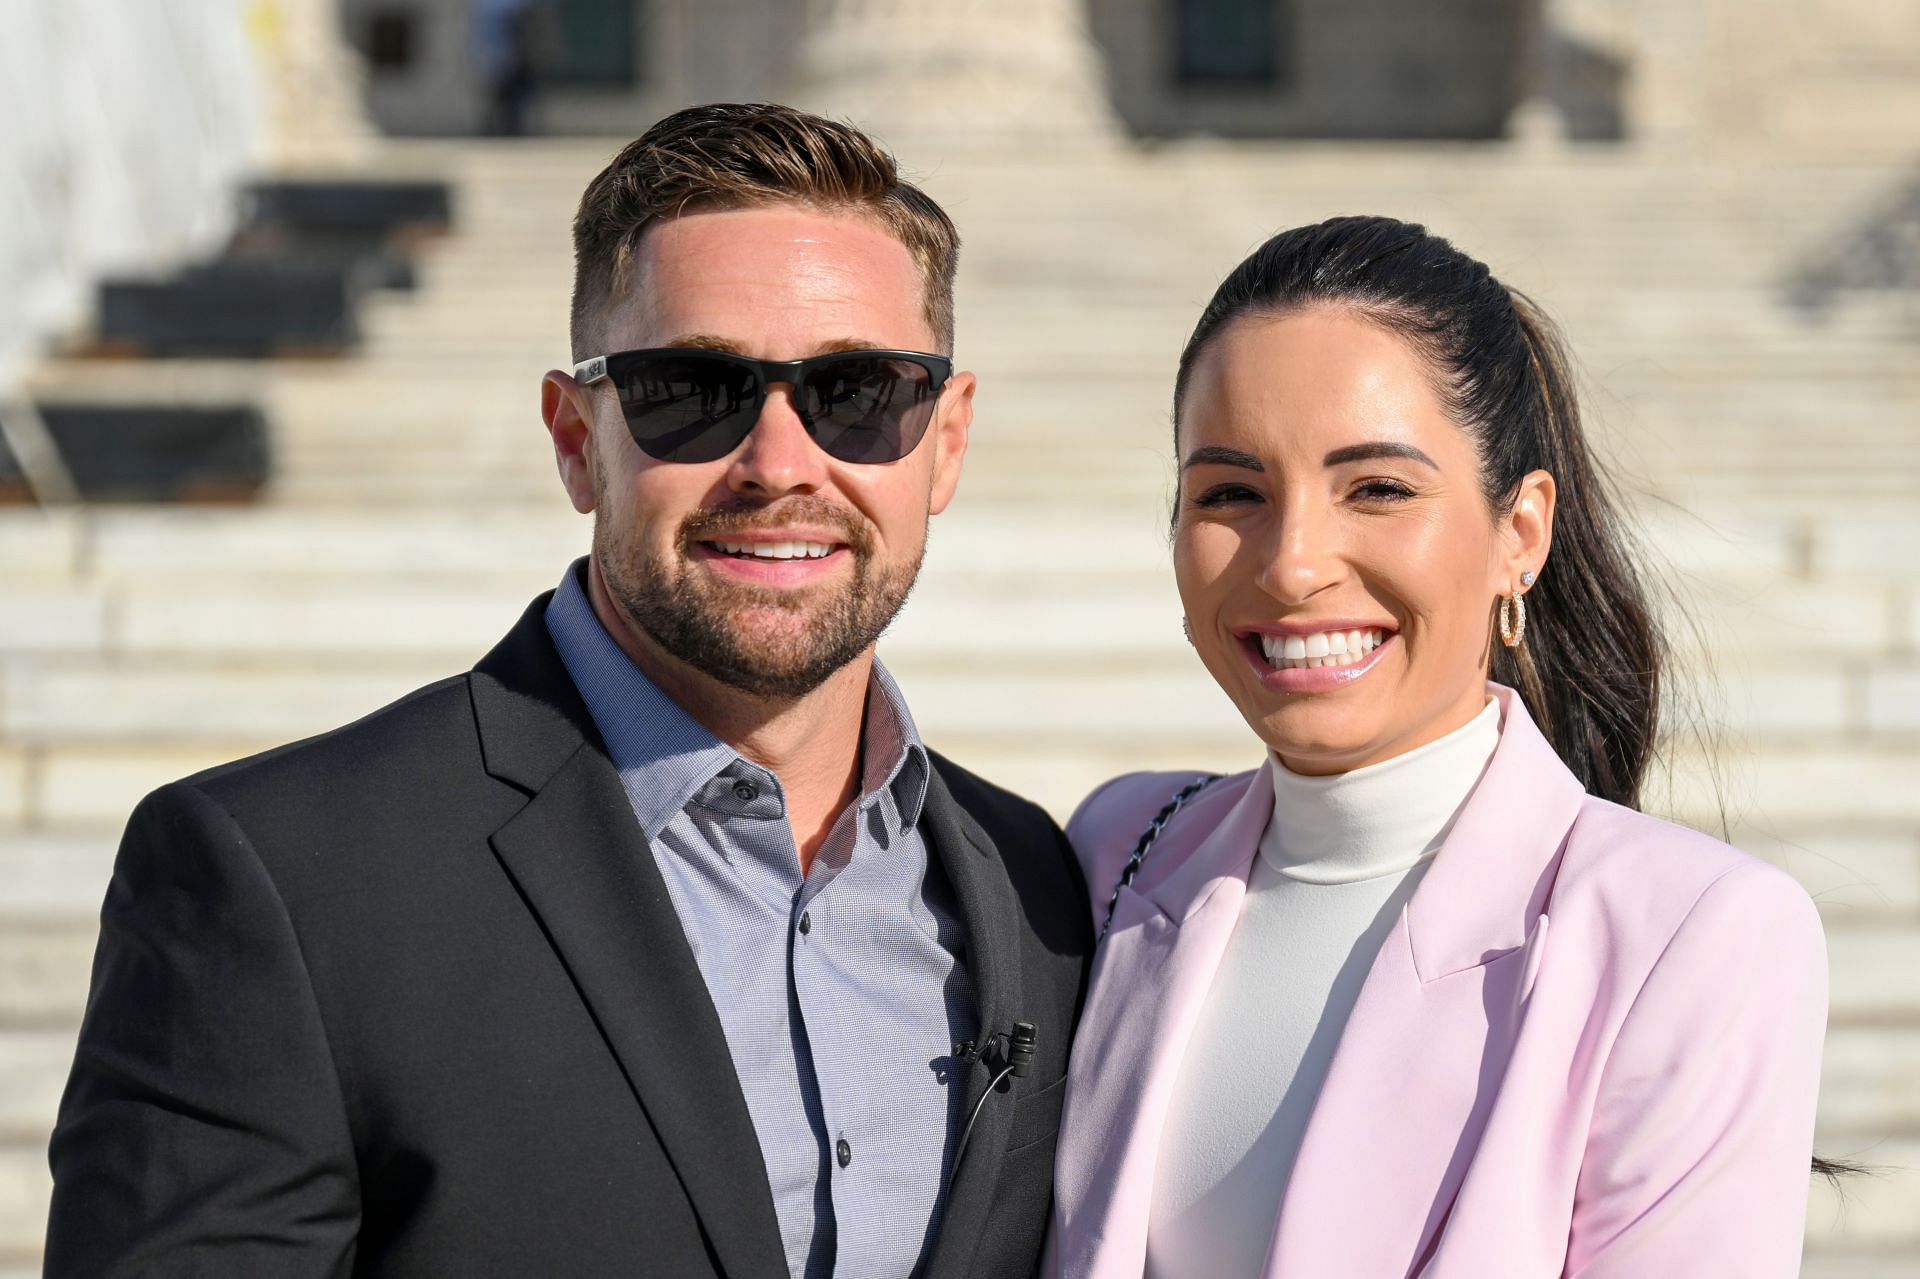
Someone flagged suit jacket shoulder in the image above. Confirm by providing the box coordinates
[1553,794,1824,982]
[1063,768,1253,932]
[165,670,525,910]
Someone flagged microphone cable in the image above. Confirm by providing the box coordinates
[941,1021,1037,1204]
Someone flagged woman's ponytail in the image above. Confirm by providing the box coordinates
[1491,294,1662,809]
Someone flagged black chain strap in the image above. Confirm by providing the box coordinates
[1098,774,1220,939]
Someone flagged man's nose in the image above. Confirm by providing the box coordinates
[725,383,828,498]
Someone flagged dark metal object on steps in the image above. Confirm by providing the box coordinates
[96,260,368,357]
[243,179,453,237]
[0,404,270,503]
[225,224,417,292]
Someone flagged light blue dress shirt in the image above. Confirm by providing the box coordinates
[545,561,977,1278]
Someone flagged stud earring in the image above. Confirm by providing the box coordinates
[1181,618,1194,645]
[1521,570,1537,588]
[1499,592,1527,649]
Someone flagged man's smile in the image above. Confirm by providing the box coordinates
[688,529,855,585]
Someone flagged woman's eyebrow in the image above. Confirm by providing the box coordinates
[1323,441,1439,469]
[1181,445,1265,472]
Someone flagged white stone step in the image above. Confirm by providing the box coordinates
[0,1034,70,1145]
[0,836,114,917]
[1805,1257,1920,1279]
[0,920,93,1027]
[1821,1027,1920,1135]
[1736,827,1920,924]
[0,1149,47,1273]
[0,753,21,829]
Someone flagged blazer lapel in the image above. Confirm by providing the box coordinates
[1052,772,1271,1279]
[1263,687,1583,1277]
[916,763,1024,1279]
[471,599,789,1279]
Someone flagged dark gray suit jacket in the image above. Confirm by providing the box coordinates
[46,594,1093,1278]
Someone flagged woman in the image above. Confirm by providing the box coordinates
[1048,217,1827,1278]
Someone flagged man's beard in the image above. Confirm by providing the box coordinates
[595,494,924,701]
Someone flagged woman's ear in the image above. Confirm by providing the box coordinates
[1503,469,1557,591]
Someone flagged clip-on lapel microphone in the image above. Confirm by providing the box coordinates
[942,1021,1038,1202]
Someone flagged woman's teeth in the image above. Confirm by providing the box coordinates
[712,540,836,560]
[1259,628,1387,670]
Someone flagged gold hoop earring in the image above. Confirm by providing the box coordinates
[1499,593,1527,649]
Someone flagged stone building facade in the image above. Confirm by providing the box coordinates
[333,0,1920,156]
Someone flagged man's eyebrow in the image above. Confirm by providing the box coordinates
[1324,441,1439,469]
[656,335,889,357]
[812,336,889,355]
[1180,445,1265,473]
[659,333,750,355]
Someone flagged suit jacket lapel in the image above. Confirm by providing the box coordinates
[471,598,789,1279]
[1263,687,1583,1276]
[916,762,1025,1279]
[1051,773,1270,1279]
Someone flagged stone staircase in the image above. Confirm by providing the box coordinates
[3,136,1918,1274]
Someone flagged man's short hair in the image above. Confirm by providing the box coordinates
[570,102,960,361]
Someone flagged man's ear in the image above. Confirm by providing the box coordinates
[926,369,975,517]
[1501,468,1556,592]
[542,370,598,514]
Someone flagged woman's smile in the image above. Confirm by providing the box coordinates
[1234,624,1397,692]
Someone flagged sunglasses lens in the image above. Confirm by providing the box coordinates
[800,357,939,464]
[613,354,758,462]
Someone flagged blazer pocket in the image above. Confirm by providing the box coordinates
[1005,1075,1067,1154]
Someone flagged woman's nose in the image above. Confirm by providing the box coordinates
[1255,501,1341,603]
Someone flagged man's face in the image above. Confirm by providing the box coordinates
[545,205,973,700]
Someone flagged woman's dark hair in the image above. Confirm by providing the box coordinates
[1173,215,1660,810]
[1177,215,1858,1185]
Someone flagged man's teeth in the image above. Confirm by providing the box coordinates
[712,540,836,560]
[1259,628,1388,670]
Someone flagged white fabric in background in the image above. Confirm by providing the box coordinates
[0,0,264,396]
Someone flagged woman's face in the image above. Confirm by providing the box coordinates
[1174,307,1553,775]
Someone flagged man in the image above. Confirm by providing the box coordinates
[46,103,1092,1278]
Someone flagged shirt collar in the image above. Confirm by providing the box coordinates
[545,560,743,838]
[544,558,929,837]
[865,659,930,830]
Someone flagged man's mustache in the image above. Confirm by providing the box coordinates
[679,497,875,555]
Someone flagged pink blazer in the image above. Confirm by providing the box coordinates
[1048,686,1827,1278]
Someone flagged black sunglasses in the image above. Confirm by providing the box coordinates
[573,347,953,464]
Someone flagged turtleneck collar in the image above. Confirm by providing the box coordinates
[1259,694,1502,886]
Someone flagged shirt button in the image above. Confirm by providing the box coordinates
[732,780,757,802]
[836,1138,852,1169]
[798,911,812,936]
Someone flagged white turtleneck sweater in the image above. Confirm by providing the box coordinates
[1144,697,1502,1279]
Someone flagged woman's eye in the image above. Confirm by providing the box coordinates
[1189,483,1261,508]
[1352,479,1415,503]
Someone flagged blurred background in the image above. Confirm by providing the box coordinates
[3,0,1918,1272]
